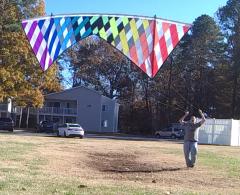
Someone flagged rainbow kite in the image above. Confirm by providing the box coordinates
[22,14,190,78]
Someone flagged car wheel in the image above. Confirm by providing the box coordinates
[156,134,161,139]
[64,131,67,137]
[171,134,176,139]
[79,135,83,139]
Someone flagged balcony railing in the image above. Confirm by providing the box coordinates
[13,106,77,116]
[34,107,77,115]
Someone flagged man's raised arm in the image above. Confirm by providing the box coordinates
[198,109,206,125]
[179,111,189,125]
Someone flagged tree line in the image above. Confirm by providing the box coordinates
[1,0,62,108]
[1,0,239,134]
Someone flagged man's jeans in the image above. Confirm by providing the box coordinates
[184,141,198,167]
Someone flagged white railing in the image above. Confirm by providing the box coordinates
[0,104,8,111]
[4,106,78,116]
[32,107,77,115]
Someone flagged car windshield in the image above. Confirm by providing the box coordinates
[69,124,81,128]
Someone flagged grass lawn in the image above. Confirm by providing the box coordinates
[0,132,239,195]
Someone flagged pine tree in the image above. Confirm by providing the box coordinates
[217,0,240,118]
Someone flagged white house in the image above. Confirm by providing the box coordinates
[33,86,119,133]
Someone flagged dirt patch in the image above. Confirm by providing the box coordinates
[87,152,182,173]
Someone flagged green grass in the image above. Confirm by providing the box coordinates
[0,137,239,194]
[159,146,240,178]
[198,151,240,178]
[0,140,162,194]
[0,141,48,193]
[1,176,162,195]
[42,183,162,195]
[0,141,35,161]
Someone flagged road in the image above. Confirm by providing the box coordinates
[0,129,183,142]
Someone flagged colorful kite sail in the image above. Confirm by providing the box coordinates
[22,14,191,78]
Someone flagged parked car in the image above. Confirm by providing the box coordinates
[37,121,55,133]
[57,123,84,138]
[0,117,14,132]
[155,126,184,139]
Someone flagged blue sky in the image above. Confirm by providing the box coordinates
[45,0,227,24]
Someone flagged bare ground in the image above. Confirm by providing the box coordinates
[1,132,240,194]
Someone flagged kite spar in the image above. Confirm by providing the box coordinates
[22,14,191,78]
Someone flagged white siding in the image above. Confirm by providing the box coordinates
[44,87,118,133]
[76,89,101,132]
[100,96,118,132]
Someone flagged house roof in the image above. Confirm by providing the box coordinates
[45,86,116,102]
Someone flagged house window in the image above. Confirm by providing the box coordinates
[102,105,108,111]
[102,120,108,127]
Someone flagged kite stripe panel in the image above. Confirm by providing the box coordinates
[22,15,190,78]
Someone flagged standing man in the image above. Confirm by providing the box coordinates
[179,109,206,168]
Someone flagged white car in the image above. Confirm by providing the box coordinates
[57,123,84,138]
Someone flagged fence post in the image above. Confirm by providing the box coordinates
[212,118,216,144]
[237,121,240,146]
[19,107,22,128]
[26,107,29,129]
